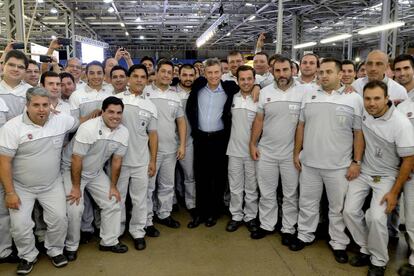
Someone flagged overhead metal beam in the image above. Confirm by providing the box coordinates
[4,0,25,43]
[379,0,398,57]
[276,0,284,54]
[65,11,76,57]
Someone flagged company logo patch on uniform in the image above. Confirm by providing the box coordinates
[141,122,145,126]
[99,130,102,135]
[311,95,316,99]
[363,115,366,121]
[267,98,271,102]
[408,112,413,118]
[27,134,33,140]
[146,93,150,97]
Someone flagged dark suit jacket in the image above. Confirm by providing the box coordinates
[186,77,239,141]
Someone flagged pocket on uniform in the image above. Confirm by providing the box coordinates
[335,106,353,130]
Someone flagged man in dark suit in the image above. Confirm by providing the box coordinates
[186,58,240,228]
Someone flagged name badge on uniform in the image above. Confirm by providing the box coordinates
[139,110,150,117]
[289,104,299,111]
[407,112,413,118]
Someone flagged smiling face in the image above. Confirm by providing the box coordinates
[237,69,255,94]
[366,51,388,81]
[111,69,127,92]
[25,63,40,86]
[87,65,104,88]
[394,60,414,86]
[205,64,222,88]
[101,103,123,130]
[341,64,356,85]
[156,64,173,87]
[179,67,195,88]
[364,86,389,117]
[3,57,26,84]
[42,76,61,99]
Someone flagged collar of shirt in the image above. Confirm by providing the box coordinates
[125,89,146,99]
[98,116,119,135]
[273,79,298,91]
[205,83,224,94]
[408,88,414,101]
[151,82,172,93]
[363,76,389,85]
[85,85,107,93]
[175,84,190,94]
[50,98,65,109]
[372,101,394,121]
[0,80,27,91]
[297,75,317,84]
[317,85,345,95]
[22,111,50,128]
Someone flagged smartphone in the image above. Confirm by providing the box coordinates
[57,37,71,46]
[264,32,274,44]
[39,55,52,63]
[120,47,125,51]
[12,42,25,49]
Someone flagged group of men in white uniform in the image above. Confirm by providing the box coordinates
[0,42,414,276]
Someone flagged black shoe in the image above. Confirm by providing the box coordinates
[245,219,259,232]
[205,217,217,227]
[398,263,414,276]
[63,250,77,262]
[333,250,348,264]
[145,225,160,237]
[187,216,203,229]
[226,220,242,232]
[289,237,311,251]
[0,252,19,263]
[80,231,94,244]
[368,264,386,276]
[250,228,272,240]
[134,238,146,251]
[99,242,128,253]
[16,259,36,275]
[51,254,68,268]
[157,216,180,228]
[281,233,295,246]
[350,252,371,267]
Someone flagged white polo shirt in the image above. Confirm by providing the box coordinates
[226,92,257,158]
[361,103,414,177]
[221,72,237,83]
[69,84,113,119]
[145,83,184,154]
[0,112,76,192]
[51,98,71,115]
[257,80,307,160]
[299,86,364,170]
[0,80,32,120]
[174,84,193,146]
[255,72,274,88]
[61,116,129,179]
[117,90,157,167]
[0,98,9,128]
[352,76,408,102]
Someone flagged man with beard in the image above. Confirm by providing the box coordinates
[394,54,414,98]
[292,59,364,265]
[110,66,128,94]
[173,64,197,222]
[250,56,306,241]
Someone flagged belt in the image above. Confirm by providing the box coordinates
[198,129,225,137]
[371,176,381,183]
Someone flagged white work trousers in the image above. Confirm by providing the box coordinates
[9,179,67,262]
[404,177,414,266]
[257,157,299,233]
[178,143,196,209]
[63,170,121,251]
[117,165,148,239]
[0,185,13,258]
[297,165,350,250]
[146,153,176,225]
[344,173,394,267]
[228,156,258,222]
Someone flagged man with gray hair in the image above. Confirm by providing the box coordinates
[0,87,76,274]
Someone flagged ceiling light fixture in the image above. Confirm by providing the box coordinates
[196,14,229,48]
[108,7,115,13]
[358,21,405,35]
[50,7,58,14]
[36,0,44,3]
[320,33,352,44]
[293,41,317,49]
[226,32,231,36]
[103,0,113,3]
[248,15,256,21]
[139,35,144,39]
[245,3,254,6]
[125,31,129,36]
[136,25,144,29]
[120,23,125,27]
[135,17,142,22]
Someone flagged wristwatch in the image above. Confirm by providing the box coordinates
[352,160,361,166]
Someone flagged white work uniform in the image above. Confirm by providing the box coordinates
[61,117,129,251]
[298,86,363,250]
[69,84,113,233]
[51,99,71,114]
[255,81,306,233]
[344,103,414,267]
[116,90,157,239]
[255,72,274,88]
[0,80,31,121]
[226,92,258,222]
[397,97,414,266]
[0,98,8,128]
[352,76,408,102]
[145,83,184,225]
[175,85,196,209]
[221,72,238,83]
[0,112,76,262]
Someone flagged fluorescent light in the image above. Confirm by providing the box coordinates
[139,35,144,40]
[51,35,56,39]
[226,32,231,36]
[245,3,254,6]
[273,39,277,43]
[37,0,44,3]
[355,57,361,62]
[135,17,142,22]
[136,25,144,30]
[358,21,405,35]
[125,31,129,36]
[50,7,58,14]
[103,0,113,3]
[120,23,125,27]
[248,15,256,21]
[293,41,317,49]
[196,14,229,48]
[108,7,115,13]
[320,33,352,44]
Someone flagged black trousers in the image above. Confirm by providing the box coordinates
[193,130,228,219]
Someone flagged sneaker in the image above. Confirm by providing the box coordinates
[16,259,36,275]
[0,252,19,263]
[51,254,68,268]
[368,264,386,276]
[99,242,128,253]
[63,250,77,262]
[398,263,414,276]
[349,252,371,267]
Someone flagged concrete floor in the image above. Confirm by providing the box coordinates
[0,209,409,276]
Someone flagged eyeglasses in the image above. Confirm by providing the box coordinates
[6,62,26,70]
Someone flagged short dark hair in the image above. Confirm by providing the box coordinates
[269,54,283,66]
[220,59,228,64]
[228,50,242,58]
[341,60,356,71]
[272,56,291,70]
[179,64,195,75]
[40,71,60,86]
[236,65,255,80]
[363,80,388,97]
[127,64,148,78]
[102,57,116,71]
[5,50,29,69]
[394,54,414,69]
[300,53,320,68]
[156,59,174,72]
[320,58,342,72]
[102,96,124,112]
[59,72,75,83]
[86,60,104,74]
[28,59,39,68]
[140,56,154,66]
[110,65,128,78]
[291,61,299,72]
[255,52,269,61]
[193,60,203,66]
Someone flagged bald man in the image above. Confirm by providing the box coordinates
[352,50,407,103]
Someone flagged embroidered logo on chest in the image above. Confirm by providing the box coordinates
[27,134,33,140]
[266,98,271,102]
[407,112,413,118]
[311,95,316,99]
